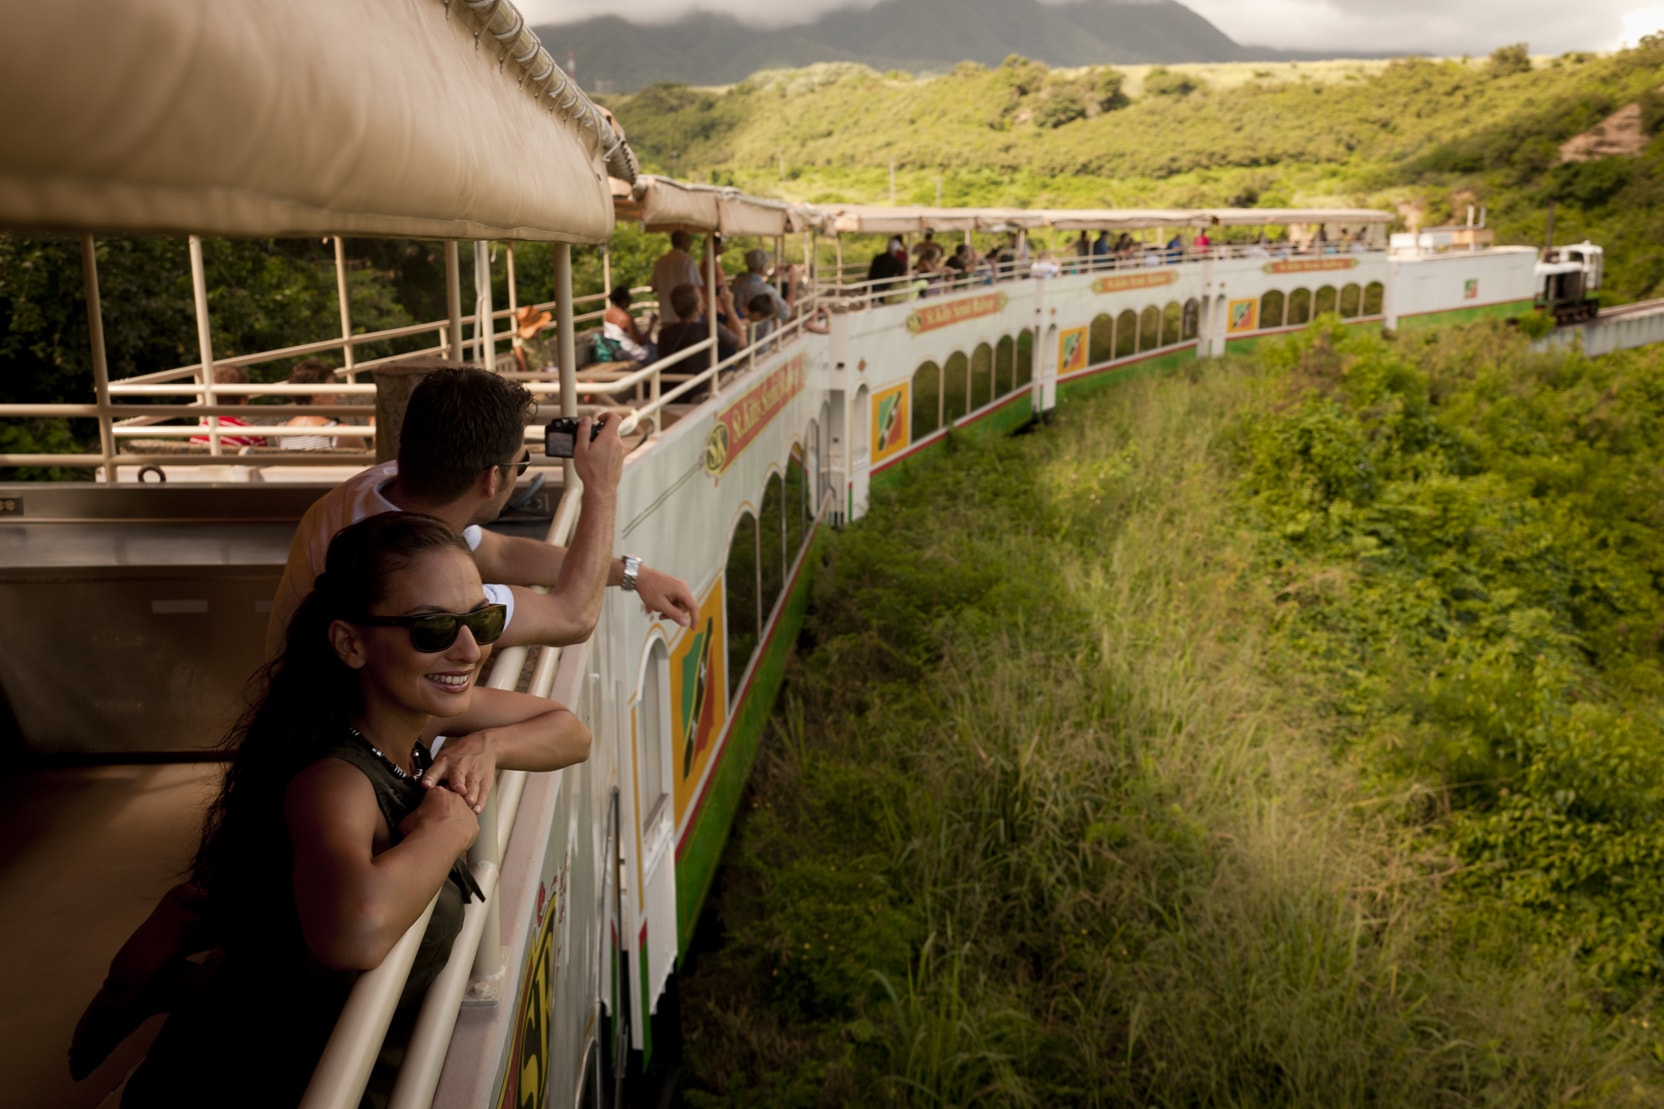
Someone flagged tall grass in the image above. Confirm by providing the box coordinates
[678,345,1660,1106]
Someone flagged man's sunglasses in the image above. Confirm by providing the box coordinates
[356,603,508,652]
[503,450,532,477]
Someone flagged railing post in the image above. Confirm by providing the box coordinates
[556,243,576,423]
[80,235,117,483]
[188,235,220,456]
[601,242,612,299]
[706,232,720,396]
[465,790,506,999]
[474,241,495,369]
[445,241,464,364]
[334,237,356,381]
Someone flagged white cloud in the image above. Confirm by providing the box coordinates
[520,0,1643,55]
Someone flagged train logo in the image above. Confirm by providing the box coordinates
[1059,326,1088,374]
[1227,298,1259,335]
[1464,278,1479,300]
[703,422,731,476]
[671,582,729,821]
[871,384,909,463]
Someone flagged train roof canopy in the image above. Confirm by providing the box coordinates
[1201,208,1395,227]
[630,176,826,237]
[0,0,633,243]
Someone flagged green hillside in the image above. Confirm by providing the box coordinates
[679,321,1664,1106]
[607,39,1664,303]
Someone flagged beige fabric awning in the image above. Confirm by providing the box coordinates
[1041,209,1210,232]
[632,177,722,233]
[1201,208,1395,226]
[0,0,629,243]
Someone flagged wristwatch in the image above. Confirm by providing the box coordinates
[620,554,642,593]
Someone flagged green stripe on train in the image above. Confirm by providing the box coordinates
[674,532,820,956]
[1396,298,1535,332]
[1225,318,1383,355]
[1059,346,1198,401]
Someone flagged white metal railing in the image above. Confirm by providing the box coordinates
[0,233,654,478]
[300,481,585,1109]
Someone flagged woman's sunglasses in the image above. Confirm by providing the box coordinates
[355,603,508,652]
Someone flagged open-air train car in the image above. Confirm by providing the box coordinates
[0,4,1552,1106]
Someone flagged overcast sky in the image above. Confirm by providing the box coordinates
[522,0,1664,55]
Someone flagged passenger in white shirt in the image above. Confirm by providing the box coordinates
[651,231,703,325]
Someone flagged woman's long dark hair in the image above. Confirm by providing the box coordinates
[191,513,471,942]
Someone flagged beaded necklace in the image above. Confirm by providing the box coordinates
[348,726,430,782]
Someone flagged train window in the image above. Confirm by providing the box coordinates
[639,641,670,830]
[786,452,808,562]
[804,420,822,519]
[816,401,832,508]
[1015,330,1034,387]
[1182,298,1200,342]
[1339,283,1361,318]
[1161,301,1181,346]
[1260,289,1286,330]
[943,351,970,423]
[1089,313,1114,365]
[725,510,759,701]
[1363,281,1384,316]
[1139,305,1160,351]
[971,343,994,410]
[1288,288,1312,325]
[760,473,785,623]
[1314,285,1337,317]
[995,335,1015,396]
[1115,309,1137,359]
[911,361,942,440]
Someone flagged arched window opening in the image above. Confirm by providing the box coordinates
[760,473,785,622]
[911,361,942,441]
[971,343,994,410]
[785,452,808,565]
[1089,313,1114,365]
[1288,287,1312,325]
[943,351,970,423]
[1182,298,1200,342]
[995,335,1015,396]
[1015,330,1034,387]
[1161,301,1182,347]
[1363,281,1385,316]
[639,641,670,827]
[1260,289,1286,330]
[725,511,759,701]
[805,420,822,519]
[1115,309,1138,358]
[1314,285,1338,317]
[1331,283,1357,318]
[1139,305,1160,352]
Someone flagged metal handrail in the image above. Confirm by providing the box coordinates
[301,482,583,1109]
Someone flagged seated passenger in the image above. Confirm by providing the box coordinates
[189,364,268,448]
[281,359,340,451]
[512,306,554,373]
[866,239,907,294]
[112,512,592,1108]
[602,286,656,364]
[731,251,796,340]
[1193,229,1211,255]
[658,283,743,364]
[943,243,973,282]
[1092,230,1112,261]
[1164,233,1185,264]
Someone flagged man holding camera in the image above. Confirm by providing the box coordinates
[266,364,696,656]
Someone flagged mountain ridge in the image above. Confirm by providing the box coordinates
[537,0,1256,93]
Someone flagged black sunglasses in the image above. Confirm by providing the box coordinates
[356,603,508,653]
[502,450,532,477]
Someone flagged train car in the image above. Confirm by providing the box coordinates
[0,5,1563,1107]
[1536,241,1604,323]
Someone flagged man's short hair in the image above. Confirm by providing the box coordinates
[670,230,692,251]
[609,284,633,309]
[398,367,533,503]
[744,249,770,273]
[670,283,702,320]
[287,359,335,386]
[747,293,775,319]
